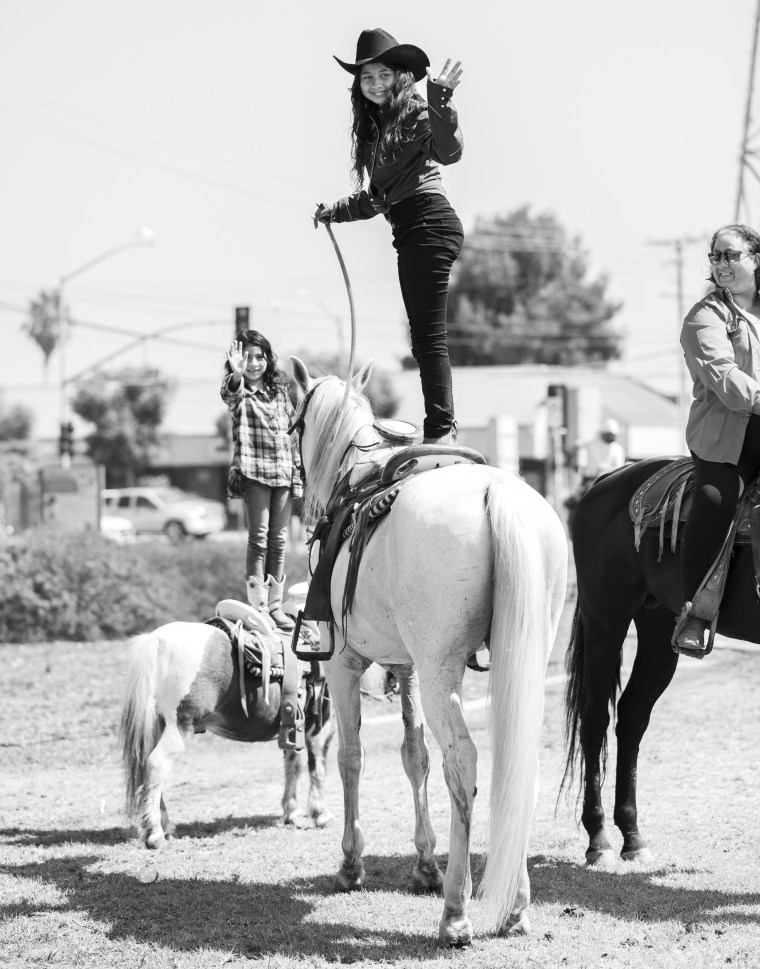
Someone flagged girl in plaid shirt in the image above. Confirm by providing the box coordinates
[221,329,302,630]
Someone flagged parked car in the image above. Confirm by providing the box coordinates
[100,513,137,544]
[102,487,227,540]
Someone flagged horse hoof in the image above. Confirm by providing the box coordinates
[438,916,473,948]
[498,913,531,937]
[283,808,304,826]
[312,809,334,829]
[411,863,444,895]
[586,848,615,867]
[334,867,365,892]
[145,833,166,851]
[621,847,653,864]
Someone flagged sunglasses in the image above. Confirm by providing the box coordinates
[708,249,751,265]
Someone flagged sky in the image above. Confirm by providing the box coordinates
[3,0,760,439]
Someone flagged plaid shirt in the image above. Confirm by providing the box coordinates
[221,373,303,499]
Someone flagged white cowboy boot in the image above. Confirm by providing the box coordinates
[245,574,268,614]
[267,574,295,630]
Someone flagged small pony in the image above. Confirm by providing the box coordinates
[120,598,334,848]
[288,357,568,945]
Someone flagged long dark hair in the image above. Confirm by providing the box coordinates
[225,329,283,398]
[710,223,760,289]
[349,66,421,189]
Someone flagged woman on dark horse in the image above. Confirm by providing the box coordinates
[673,223,760,657]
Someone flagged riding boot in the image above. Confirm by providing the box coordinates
[266,574,295,631]
[422,426,458,446]
[245,574,268,614]
[671,602,708,658]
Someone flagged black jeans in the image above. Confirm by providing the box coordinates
[389,193,464,439]
[681,414,760,599]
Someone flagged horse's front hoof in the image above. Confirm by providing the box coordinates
[498,912,531,937]
[334,866,365,892]
[411,862,444,895]
[145,832,167,851]
[438,914,473,948]
[586,848,615,867]
[283,807,304,826]
[621,846,653,863]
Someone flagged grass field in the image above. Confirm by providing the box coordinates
[1,592,760,968]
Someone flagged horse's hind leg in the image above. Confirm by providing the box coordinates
[392,663,443,895]
[323,637,371,892]
[579,610,631,867]
[282,748,305,825]
[416,657,477,947]
[615,605,678,862]
[140,720,188,849]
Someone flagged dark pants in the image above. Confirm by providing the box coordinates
[389,193,464,440]
[681,415,760,599]
[240,479,291,580]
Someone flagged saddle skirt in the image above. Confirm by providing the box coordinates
[630,456,759,557]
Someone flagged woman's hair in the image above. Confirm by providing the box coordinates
[710,223,760,288]
[348,65,421,190]
[225,329,282,397]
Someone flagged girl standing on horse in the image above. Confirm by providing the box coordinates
[674,223,760,656]
[314,27,464,444]
[221,329,302,630]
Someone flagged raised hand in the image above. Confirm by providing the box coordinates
[227,340,249,374]
[313,202,332,228]
[426,59,463,90]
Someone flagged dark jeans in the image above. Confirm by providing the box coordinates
[240,479,291,580]
[681,414,760,599]
[389,193,464,439]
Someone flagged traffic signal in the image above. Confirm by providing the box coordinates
[234,306,250,335]
[58,421,74,458]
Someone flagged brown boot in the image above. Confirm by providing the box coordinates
[267,574,295,631]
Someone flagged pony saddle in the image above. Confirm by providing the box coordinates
[207,599,324,752]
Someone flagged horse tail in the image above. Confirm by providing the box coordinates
[559,601,621,801]
[479,482,564,929]
[119,632,162,819]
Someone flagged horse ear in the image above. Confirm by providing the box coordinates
[352,360,374,393]
[290,356,313,394]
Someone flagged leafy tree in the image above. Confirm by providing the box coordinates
[23,290,62,375]
[287,350,399,419]
[437,207,623,367]
[0,394,33,444]
[70,367,175,487]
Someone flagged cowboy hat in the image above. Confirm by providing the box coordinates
[334,28,429,83]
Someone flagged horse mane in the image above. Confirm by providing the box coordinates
[301,375,376,526]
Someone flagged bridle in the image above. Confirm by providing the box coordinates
[287,383,319,489]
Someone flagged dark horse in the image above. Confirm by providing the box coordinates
[562,456,759,865]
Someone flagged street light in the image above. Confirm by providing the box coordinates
[57,227,155,467]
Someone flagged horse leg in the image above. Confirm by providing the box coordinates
[579,612,631,867]
[391,663,443,895]
[417,659,477,947]
[282,748,305,825]
[305,709,335,828]
[140,720,188,849]
[323,637,370,892]
[614,606,679,862]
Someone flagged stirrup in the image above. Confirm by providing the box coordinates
[671,603,713,658]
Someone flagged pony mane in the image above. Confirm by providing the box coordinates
[300,375,376,526]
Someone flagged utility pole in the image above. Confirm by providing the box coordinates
[735,0,760,222]
[647,236,702,443]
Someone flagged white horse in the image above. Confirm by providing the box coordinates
[289,357,568,945]
[119,611,334,848]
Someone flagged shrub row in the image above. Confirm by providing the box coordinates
[0,530,309,643]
